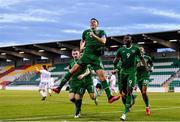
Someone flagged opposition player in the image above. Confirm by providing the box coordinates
[136,47,153,115]
[113,35,148,121]
[36,65,51,101]
[53,18,120,103]
[109,72,117,94]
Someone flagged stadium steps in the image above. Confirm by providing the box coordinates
[149,58,180,86]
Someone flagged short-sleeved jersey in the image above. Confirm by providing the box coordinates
[40,70,51,83]
[116,45,141,69]
[137,54,153,78]
[82,29,107,56]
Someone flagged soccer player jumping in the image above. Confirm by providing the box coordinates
[53,18,120,103]
[113,35,149,121]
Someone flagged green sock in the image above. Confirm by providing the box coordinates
[76,99,82,115]
[124,95,132,114]
[101,81,112,99]
[59,71,71,89]
[126,95,132,107]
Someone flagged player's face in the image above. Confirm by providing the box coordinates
[72,51,80,60]
[90,20,98,29]
[140,47,145,54]
[123,36,132,45]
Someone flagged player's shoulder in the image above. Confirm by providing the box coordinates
[83,29,91,33]
[132,44,140,49]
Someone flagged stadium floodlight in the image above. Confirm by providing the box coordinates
[19,51,24,54]
[41,56,48,60]
[137,42,145,44]
[23,58,29,61]
[1,53,6,55]
[6,59,11,62]
[110,45,118,48]
[60,48,66,51]
[169,39,177,42]
[38,50,44,52]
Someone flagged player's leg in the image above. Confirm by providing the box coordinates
[74,93,83,118]
[86,82,98,105]
[96,69,120,103]
[39,82,47,100]
[120,73,136,121]
[52,64,82,93]
[141,79,151,115]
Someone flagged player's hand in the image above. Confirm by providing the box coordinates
[145,67,151,72]
[89,32,95,37]
[78,75,84,80]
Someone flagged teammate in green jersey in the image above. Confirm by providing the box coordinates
[113,35,149,121]
[55,49,97,118]
[53,18,120,103]
[137,47,153,116]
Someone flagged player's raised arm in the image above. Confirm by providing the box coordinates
[80,40,86,53]
[113,48,122,68]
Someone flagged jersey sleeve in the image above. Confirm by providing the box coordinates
[115,48,121,58]
[82,30,86,40]
[136,47,142,58]
[100,30,107,38]
[148,56,153,67]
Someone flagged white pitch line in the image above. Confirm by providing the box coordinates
[3,106,180,121]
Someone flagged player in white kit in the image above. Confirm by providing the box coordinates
[109,72,117,94]
[36,65,51,101]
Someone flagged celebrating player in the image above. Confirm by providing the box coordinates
[53,18,120,103]
[113,35,148,121]
[136,47,153,115]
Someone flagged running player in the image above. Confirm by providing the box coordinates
[113,35,149,121]
[53,18,120,103]
[36,65,51,101]
[56,49,97,118]
[136,47,153,115]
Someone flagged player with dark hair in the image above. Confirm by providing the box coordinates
[136,47,153,115]
[53,18,120,103]
[113,35,148,120]
[36,65,51,101]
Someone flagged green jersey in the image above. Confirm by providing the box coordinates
[116,45,141,70]
[82,29,107,56]
[69,59,86,82]
[137,54,153,79]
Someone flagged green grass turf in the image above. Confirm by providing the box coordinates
[1,90,180,121]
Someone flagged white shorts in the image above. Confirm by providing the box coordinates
[39,82,48,90]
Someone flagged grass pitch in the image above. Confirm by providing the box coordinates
[0,90,180,121]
